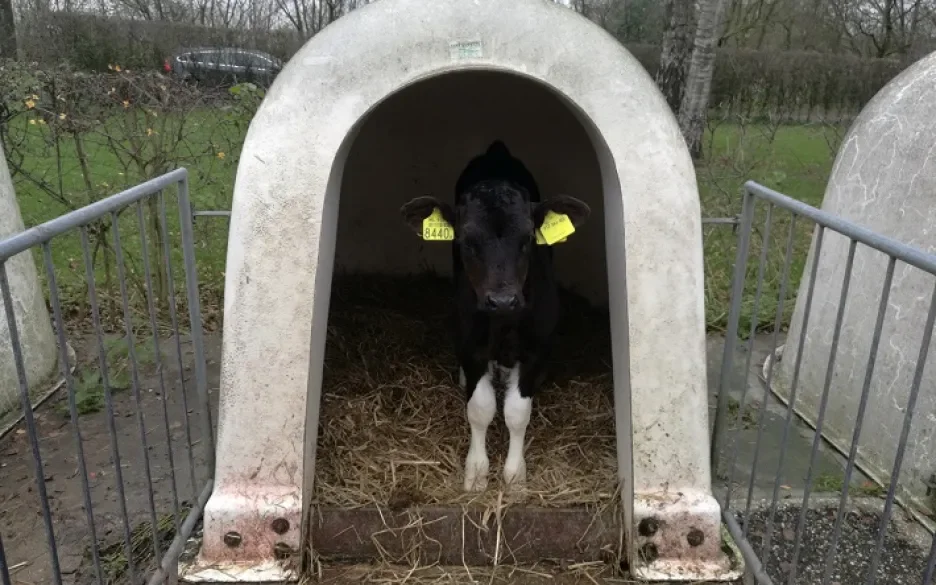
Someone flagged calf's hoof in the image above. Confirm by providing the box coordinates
[464,452,490,492]
[503,459,527,491]
[464,469,489,492]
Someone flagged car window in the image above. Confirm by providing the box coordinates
[244,53,272,69]
[238,52,258,68]
[219,50,241,66]
[197,49,230,67]
[194,51,219,64]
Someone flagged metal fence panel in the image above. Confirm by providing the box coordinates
[714,181,936,585]
[0,169,213,585]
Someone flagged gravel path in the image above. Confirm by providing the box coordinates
[742,500,934,585]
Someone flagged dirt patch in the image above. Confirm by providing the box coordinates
[0,330,219,585]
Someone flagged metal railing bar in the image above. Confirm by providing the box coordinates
[712,190,756,474]
[42,242,104,585]
[921,530,936,585]
[0,530,12,585]
[145,480,213,585]
[761,224,825,560]
[111,210,163,564]
[743,213,799,532]
[0,264,63,585]
[702,216,741,225]
[723,203,774,512]
[723,511,776,585]
[0,169,187,262]
[136,201,182,530]
[787,237,857,585]
[178,179,216,470]
[745,181,936,276]
[864,279,936,585]
[820,255,896,584]
[158,191,199,504]
[192,210,231,218]
[79,227,138,583]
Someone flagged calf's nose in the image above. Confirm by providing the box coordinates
[484,292,521,312]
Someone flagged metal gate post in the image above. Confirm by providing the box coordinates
[711,189,756,476]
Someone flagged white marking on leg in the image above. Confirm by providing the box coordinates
[503,365,531,489]
[464,371,496,492]
[458,367,466,390]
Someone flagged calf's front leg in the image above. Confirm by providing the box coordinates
[503,364,532,489]
[464,362,495,492]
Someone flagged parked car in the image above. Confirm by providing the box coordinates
[164,48,284,87]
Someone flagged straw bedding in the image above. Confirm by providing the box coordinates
[313,274,618,509]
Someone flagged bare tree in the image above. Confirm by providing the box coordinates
[273,0,354,38]
[569,0,589,15]
[678,0,729,159]
[583,0,621,29]
[719,0,783,47]
[829,0,933,57]
[656,0,694,115]
[109,0,195,21]
[616,0,667,43]
[0,0,16,59]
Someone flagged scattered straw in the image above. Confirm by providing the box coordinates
[95,505,189,584]
[314,274,618,510]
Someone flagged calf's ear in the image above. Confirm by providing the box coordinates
[533,195,591,229]
[400,197,455,235]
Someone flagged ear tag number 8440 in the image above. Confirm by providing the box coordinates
[422,207,455,241]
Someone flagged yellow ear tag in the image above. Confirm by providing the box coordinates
[422,207,455,241]
[536,211,575,246]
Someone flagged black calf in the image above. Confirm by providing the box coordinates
[401,140,589,490]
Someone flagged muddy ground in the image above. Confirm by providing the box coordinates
[0,332,219,585]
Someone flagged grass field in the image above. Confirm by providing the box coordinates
[7,115,843,333]
[699,120,841,331]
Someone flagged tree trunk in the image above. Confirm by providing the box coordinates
[678,0,728,160]
[656,0,694,116]
[0,0,16,60]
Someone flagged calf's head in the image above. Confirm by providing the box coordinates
[401,181,590,315]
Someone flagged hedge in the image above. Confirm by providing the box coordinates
[19,13,907,123]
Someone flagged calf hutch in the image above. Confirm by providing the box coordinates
[0,141,58,420]
[186,0,738,581]
[771,51,936,522]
